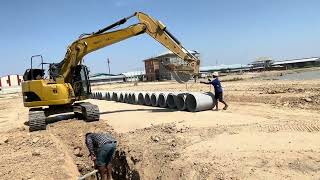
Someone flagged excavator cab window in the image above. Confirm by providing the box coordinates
[23,55,45,81]
[72,65,91,97]
[23,69,45,81]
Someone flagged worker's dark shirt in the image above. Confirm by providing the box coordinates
[210,78,223,93]
[85,133,116,155]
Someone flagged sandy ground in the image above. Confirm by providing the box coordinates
[0,70,320,179]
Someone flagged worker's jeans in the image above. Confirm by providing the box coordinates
[96,142,116,166]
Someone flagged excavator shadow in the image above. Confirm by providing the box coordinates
[100,108,177,115]
[23,108,177,128]
[24,113,76,127]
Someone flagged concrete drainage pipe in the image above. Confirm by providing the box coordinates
[116,92,122,102]
[124,93,129,103]
[131,92,139,104]
[105,92,109,100]
[107,92,112,101]
[103,92,109,100]
[138,92,146,105]
[185,92,215,112]
[158,92,170,108]
[119,92,125,102]
[112,92,118,101]
[128,93,133,104]
[91,92,96,99]
[176,93,188,110]
[107,92,111,100]
[151,92,160,107]
[98,92,103,100]
[144,93,152,106]
[166,93,180,109]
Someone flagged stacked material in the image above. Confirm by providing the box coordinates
[91,91,215,112]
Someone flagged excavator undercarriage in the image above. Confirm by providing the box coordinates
[28,102,99,131]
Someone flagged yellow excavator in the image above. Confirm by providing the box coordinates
[22,12,200,131]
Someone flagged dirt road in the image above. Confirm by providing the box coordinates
[0,75,319,179]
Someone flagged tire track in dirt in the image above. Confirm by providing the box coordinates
[257,123,320,133]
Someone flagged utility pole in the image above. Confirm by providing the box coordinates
[107,58,111,74]
[107,58,111,84]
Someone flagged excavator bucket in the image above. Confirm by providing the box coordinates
[171,71,192,83]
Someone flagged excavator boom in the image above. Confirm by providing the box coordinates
[56,12,199,83]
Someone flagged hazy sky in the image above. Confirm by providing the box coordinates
[1,0,320,76]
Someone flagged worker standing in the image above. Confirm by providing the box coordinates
[201,72,228,111]
[85,132,117,180]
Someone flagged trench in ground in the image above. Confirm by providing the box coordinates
[76,147,141,180]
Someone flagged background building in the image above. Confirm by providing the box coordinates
[89,73,126,85]
[121,70,145,82]
[89,70,145,85]
[144,59,159,81]
[200,64,250,75]
[144,50,200,81]
[248,57,274,71]
[0,74,23,88]
[272,57,320,69]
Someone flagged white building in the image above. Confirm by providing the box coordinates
[121,70,145,82]
[0,74,23,88]
[89,73,126,85]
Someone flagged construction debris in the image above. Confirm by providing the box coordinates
[73,147,83,157]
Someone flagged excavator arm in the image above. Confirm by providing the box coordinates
[57,12,200,83]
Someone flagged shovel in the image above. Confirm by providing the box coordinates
[77,169,99,180]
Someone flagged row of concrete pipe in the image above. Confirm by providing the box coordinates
[91,91,216,112]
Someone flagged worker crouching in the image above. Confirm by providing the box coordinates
[85,132,117,180]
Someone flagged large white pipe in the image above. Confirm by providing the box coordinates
[128,93,133,104]
[116,92,122,102]
[185,92,215,112]
[108,92,112,100]
[144,93,152,106]
[124,93,129,103]
[105,92,111,100]
[112,92,118,101]
[91,92,96,99]
[98,92,103,100]
[105,92,109,100]
[131,92,139,104]
[176,93,188,110]
[119,92,125,102]
[107,92,112,101]
[151,92,160,107]
[166,92,180,109]
[158,92,170,108]
[94,92,99,99]
[100,91,110,100]
[138,92,146,105]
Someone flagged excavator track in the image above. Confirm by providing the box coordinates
[29,109,46,132]
[77,102,100,122]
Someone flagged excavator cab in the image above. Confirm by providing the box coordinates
[23,55,45,81]
[23,69,45,81]
[71,65,91,99]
